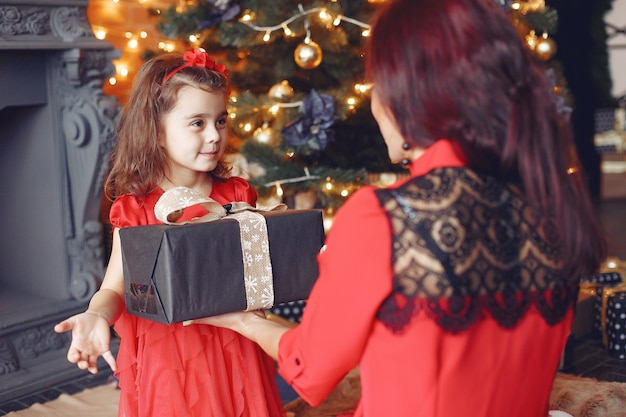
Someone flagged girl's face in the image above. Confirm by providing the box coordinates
[160,85,228,180]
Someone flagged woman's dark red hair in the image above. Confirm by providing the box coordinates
[367,0,606,280]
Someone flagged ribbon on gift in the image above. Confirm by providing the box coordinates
[600,282,626,346]
[154,186,287,311]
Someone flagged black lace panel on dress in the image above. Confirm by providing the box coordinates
[374,168,577,334]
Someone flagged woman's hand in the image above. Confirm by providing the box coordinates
[54,311,117,374]
[185,310,265,332]
[186,310,293,360]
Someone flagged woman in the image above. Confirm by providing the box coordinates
[193,0,607,415]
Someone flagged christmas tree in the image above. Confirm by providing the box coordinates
[150,0,398,211]
[150,0,564,210]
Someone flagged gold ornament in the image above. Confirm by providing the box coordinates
[534,34,557,61]
[268,80,295,102]
[294,40,323,70]
[252,123,279,146]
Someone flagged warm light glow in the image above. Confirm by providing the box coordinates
[340,189,349,197]
[275,182,284,197]
[318,9,332,24]
[127,38,138,49]
[282,24,292,37]
[243,123,253,132]
[125,31,132,39]
[263,30,271,42]
[189,34,198,42]
[108,77,117,85]
[354,83,373,94]
[229,113,237,119]
[117,63,129,78]
[158,41,176,52]
[361,29,370,37]
[139,31,148,39]
[346,96,358,110]
[93,27,107,40]
[325,182,333,191]
[333,15,342,26]
[269,104,280,115]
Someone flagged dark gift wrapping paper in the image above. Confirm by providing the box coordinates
[601,283,626,359]
[119,209,325,324]
[582,272,624,335]
[582,271,623,285]
[269,300,307,323]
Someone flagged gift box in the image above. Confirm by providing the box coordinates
[269,300,307,324]
[600,283,626,359]
[589,272,624,335]
[582,271,623,285]
[119,209,325,324]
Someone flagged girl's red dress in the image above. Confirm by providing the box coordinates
[109,177,285,417]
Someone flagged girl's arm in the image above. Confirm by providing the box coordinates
[87,228,126,324]
[54,228,126,374]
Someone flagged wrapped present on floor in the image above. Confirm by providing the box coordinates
[582,271,623,285]
[600,283,626,359]
[269,300,307,324]
[587,269,624,336]
[119,187,325,324]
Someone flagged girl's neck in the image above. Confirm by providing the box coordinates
[159,173,213,197]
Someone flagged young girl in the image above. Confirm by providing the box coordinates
[54,49,286,417]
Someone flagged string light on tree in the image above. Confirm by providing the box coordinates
[510,0,545,14]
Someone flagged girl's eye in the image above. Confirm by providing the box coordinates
[191,120,204,128]
[216,117,228,129]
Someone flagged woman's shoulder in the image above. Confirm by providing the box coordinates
[335,185,384,220]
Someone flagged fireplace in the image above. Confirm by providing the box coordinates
[0,0,119,402]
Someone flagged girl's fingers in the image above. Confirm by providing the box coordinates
[102,350,118,372]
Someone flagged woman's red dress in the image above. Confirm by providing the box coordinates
[109,177,285,417]
[277,141,574,417]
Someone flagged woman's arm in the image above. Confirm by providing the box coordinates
[189,310,294,360]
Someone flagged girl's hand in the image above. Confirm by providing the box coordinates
[54,311,117,374]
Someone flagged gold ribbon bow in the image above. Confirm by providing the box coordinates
[600,282,626,347]
[154,186,287,311]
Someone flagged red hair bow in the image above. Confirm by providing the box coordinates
[163,49,229,84]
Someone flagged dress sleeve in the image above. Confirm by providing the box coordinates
[109,194,154,228]
[277,186,394,406]
[211,176,258,206]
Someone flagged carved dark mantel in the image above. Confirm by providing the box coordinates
[0,0,120,401]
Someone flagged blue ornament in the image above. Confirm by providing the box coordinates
[282,89,336,152]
